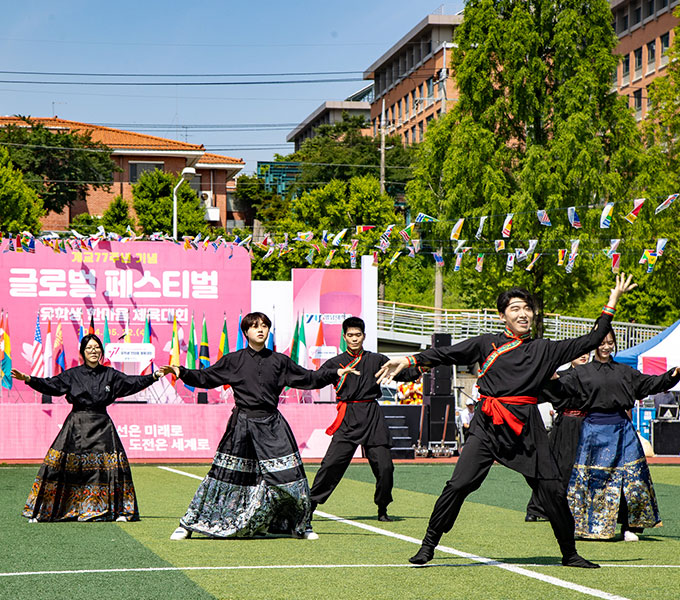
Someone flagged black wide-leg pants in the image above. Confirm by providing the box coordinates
[310,438,394,509]
[424,434,576,556]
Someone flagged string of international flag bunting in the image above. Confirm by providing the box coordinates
[0,192,677,277]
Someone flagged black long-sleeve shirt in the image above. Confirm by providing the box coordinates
[178,346,337,412]
[545,359,680,413]
[26,364,156,409]
[408,311,615,478]
[323,350,422,402]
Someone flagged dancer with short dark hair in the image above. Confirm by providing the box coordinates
[309,316,423,521]
[13,334,164,522]
[376,274,637,568]
[161,312,357,540]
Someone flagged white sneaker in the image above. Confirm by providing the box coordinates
[170,526,191,540]
[115,516,129,522]
[623,530,639,542]
[303,530,319,540]
[28,518,39,523]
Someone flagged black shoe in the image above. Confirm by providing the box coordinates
[525,514,547,522]
[378,512,393,522]
[562,553,600,569]
[409,545,435,565]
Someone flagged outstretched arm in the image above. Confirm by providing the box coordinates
[12,368,70,397]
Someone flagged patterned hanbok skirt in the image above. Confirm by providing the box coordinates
[23,408,139,522]
[180,407,312,538]
[567,412,660,539]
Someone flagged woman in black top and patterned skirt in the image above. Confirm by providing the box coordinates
[544,330,679,541]
[13,334,163,522]
[161,312,356,541]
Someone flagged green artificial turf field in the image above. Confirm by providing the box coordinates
[1,462,678,600]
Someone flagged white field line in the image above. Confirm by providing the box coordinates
[159,466,635,600]
[1,563,679,578]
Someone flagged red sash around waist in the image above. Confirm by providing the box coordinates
[325,398,375,436]
[479,395,538,436]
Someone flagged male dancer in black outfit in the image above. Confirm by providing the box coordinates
[310,317,423,521]
[376,273,636,568]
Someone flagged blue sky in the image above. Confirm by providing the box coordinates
[1,1,464,174]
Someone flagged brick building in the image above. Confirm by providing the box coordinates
[611,0,679,119]
[0,117,245,231]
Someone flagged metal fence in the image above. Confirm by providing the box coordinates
[377,300,663,349]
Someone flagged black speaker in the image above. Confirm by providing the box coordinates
[427,395,457,442]
[431,365,453,379]
[41,394,52,404]
[652,420,680,455]
[422,372,431,396]
[432,333,451,347]
[430,378,452,395]
[197,392,208,404]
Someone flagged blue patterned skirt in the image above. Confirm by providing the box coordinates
[567,412,660,539]
[180,407,312,538]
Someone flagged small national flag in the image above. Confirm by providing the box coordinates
[199,315,210,369]
[236,313,245,351]
[266,322,276,352]
[433,251,444,266]
[43,320,53,378]
[290,316,300,363]
[399,224,415,242]
[453,239,467,254]
[494,240,505,252]
[656,238,668,257]
[88,314,95,335]
[217,315,229,360]
[600,202,614,228]
[54,322,66,375]
[184,314,197,391]
[515,247,527,262]
[454,253,463,272]
[525,253,541,271]
[506,253,515,272]
[324,249,337,266]
[611,253,621,273]
[536,210,552,226]
[389,250,402,265]
[311,321,324,369]
[450,218,465,241]
[0,313,11,389]
[305,249,315,264]
[475,253,484,273]
[501,213,513,238]
[31,313,44,377]
[646,252,659,273]
[332,229,348,246]
[356,225,376,234]
[654,193,677,214]
[475,216,488,239]
[623,198,645,224]
[606,239,621,258]
[567,206,582,229]
[140,315,153,375]
[557,249,567,265]
[169,313,180,386]
[414,213,438,223]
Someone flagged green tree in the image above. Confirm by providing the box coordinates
[406,0,650,329]
[0,116,117,214]
[249,175,406,283]
[131,170,213,238]
[281,114,415,198]
[68,212,102,236]
[102,195,135,235]
[0,147,43,233]
[235,173,283,222]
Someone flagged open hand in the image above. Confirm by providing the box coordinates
[375,357,410,385]
[11,368,29,382]
[337,366,360,378]
[611,272,637,298]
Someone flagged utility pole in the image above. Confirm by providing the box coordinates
[380,98,386,195]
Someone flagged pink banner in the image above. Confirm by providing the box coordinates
[0,240,250,403]
[641,356,668,376]
[0,403,338,460]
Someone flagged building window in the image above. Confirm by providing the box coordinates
[661,32,670,66]
[634,47,643,79]
[190,174,202,196]
[622,11,629,31]
[411,90,417,116]
[418,83,424,111]
[397,100,402,124]
[418,121,424,142]
[647,86,653,112]
[632,2,642,26]
[129,162,164,183]
[647,40,656,74]
[404,95,409,118]
[658,0,668,10]
[633,89,643,118]
[645,0,655,17]
[621,55,630,86]
[410,126,416,144]
[427,77,434,102]
[373,119,378,136]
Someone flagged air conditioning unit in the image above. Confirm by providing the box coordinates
[200,191,214,206]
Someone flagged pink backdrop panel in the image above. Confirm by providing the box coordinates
[0,404,338,460]
[0,240,250,403]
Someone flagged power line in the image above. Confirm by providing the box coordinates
[0,77,363,87]
[0,70,364,78]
